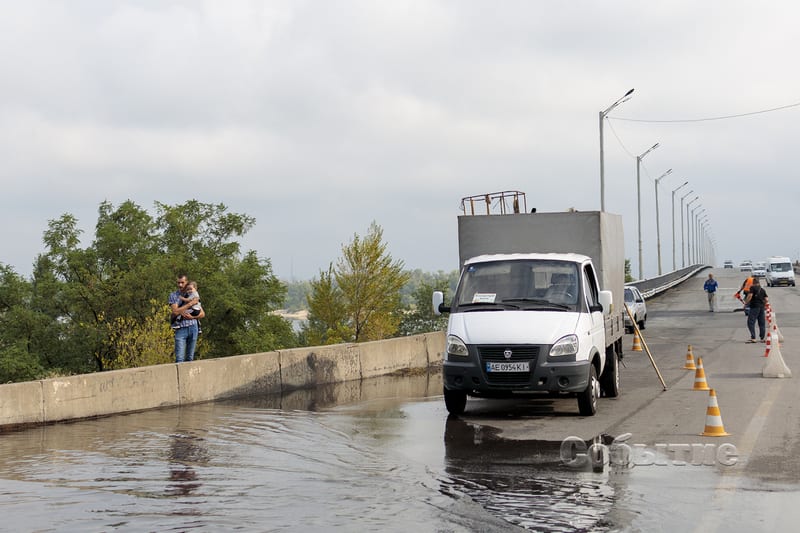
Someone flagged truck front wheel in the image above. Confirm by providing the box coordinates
[444,388,467,415]
[577,365,599,416]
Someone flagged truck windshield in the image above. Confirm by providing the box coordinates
[772,263,791,272]
[454,259,579,310]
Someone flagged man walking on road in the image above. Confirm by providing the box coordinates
[703,273,718,312]
[744,277,768,343]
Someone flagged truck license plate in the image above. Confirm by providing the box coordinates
[486,361,530,372]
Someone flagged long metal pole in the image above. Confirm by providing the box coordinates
[654,170,672,276]
[655,180,662,275]
[637,156,643,279]
[599,111,605,211]
[599,89,634,212]
[685,197,699,267]
[671,182,688,271]
[690,205,701,265]
[635,143,659,279]
[680,192,692,267]
[694,209,706,264]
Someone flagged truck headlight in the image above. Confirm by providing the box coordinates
[446,335,469,358]
[550,334,579,357]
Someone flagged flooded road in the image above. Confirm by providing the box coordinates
[1,372,799,532]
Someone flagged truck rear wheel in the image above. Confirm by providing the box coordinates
[577,365,599,416]
[444,388,467,415]
[601,350,620,398]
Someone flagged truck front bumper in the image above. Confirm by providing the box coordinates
[443,349,591,395]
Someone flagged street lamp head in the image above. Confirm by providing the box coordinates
[624,88,635,97]
[638,142,660,160]
[656,169,673,184]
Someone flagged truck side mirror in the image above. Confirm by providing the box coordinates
[432,291,450,315]
[597,290,613,316]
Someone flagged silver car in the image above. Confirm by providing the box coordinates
[624,286,647,333]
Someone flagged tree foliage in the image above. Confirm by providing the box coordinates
[397,271,455,336]
[0,200,296,382]
[304,223,409,344]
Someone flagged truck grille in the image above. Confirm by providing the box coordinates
[477,345,540,386]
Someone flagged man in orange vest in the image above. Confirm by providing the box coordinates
[735,275,755,314]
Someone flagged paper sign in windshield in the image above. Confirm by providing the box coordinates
[472,293,497,303]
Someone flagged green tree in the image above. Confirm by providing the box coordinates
[335,222,409,342]
[305,222,409,343]
[4,200,297,379]
[302,264,350,345]
[397,280,450,336]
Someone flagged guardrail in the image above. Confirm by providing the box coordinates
[627,264,709,299]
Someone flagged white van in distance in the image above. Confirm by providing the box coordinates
[765,256,796,287]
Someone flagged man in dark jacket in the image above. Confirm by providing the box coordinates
[744,277,768,343]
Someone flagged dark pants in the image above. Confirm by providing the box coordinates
[747,305,766,340]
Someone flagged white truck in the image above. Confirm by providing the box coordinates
[433,210,625,416]
[765,256,796,287]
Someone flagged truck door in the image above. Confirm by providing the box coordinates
[582,263,605,354]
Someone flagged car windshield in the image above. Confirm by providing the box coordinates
[624,289,634,303]
[454,259,580,309]
[772,263,792,272]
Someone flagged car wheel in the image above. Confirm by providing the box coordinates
[638,317,646,330]
[600,348,620,398]
[577,365,599,416]
[443,387,467,415]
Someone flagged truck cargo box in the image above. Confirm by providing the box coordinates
[458,211,624,309]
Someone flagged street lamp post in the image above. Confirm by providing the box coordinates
[694,210,706,263]
[690,205,703,265]
[695,211,707,263]
[671,181,689,270]
[599,88,635,211]
[654,168,673,275]
[636,142,660,279]
[683,196,698,267]
[699,216,710,264]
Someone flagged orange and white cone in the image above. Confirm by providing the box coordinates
[684,345,696,370]
[631,330,643,352]
[772,316,785,343]
[693,357,710,391]
[763,326,793,378]
[763,329,772,358]
[701,389,730,436]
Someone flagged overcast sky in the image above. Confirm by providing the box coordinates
[2,1,799,282]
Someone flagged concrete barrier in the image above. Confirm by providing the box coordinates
[0,331,445,430]
[178,351,282,403]
[279,343,361,390]
[0,381,44,427]
[41,365,180,423]
[360,334,429,378]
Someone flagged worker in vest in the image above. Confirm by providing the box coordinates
[735,275,755,314]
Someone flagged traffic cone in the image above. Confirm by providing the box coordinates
[684,345,696,370]
[763,326,793,378]
[631,330,643,352]
[763,329,772,358]
[692,357,710,391]
[772,315,785,343]
[701,389,730,436]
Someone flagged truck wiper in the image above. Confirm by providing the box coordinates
[502,298,571,310]
[456,302,520,311]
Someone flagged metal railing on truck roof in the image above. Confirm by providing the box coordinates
[460,191,527,215]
